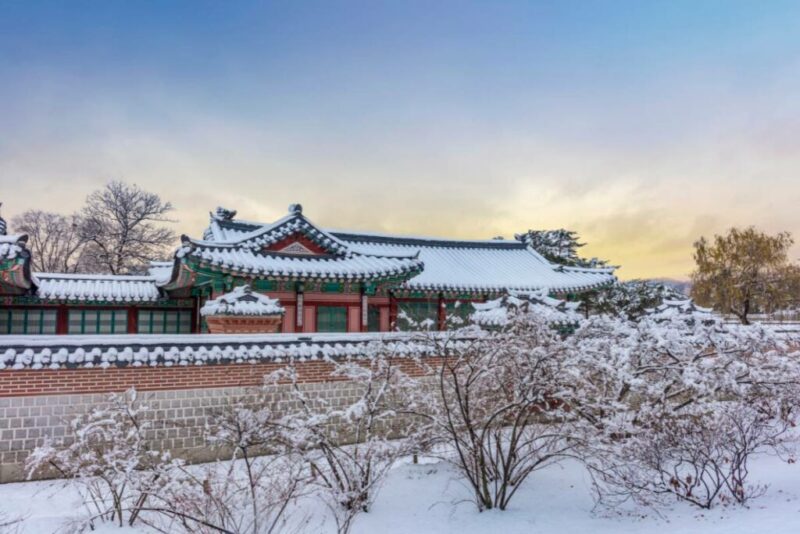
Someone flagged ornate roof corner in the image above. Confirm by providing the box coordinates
[179,234,195,249]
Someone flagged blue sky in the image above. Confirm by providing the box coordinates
[2,1,800,278]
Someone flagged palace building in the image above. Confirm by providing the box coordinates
[0,204,616,335]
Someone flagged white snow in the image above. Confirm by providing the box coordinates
[0,235,24,260]
[33,273,161,303]
[200,285,285,316]
[0,332,463,370]
[1,453,798,533]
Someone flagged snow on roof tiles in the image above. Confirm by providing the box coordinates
[194,206,615,293]
[332,232,616,293]
[34,273,162,303]
[201,285,284,316]
[182,243,423,281]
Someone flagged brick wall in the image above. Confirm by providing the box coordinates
[0,357,438,483]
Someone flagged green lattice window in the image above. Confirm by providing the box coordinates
[316,306,347,332]
[0,309,57,335]
[68,309,128,335]
[397,300,439,331]
[367,306,381,332]
[137,310,193,334]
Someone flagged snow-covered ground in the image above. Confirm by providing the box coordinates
[2,454,798,534]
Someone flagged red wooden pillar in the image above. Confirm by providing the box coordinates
[127,307,138,334]
[191,295,200,334]
[56,305,69,335]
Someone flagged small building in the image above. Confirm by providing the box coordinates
[0,204,616,335]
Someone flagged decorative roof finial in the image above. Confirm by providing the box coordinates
[0,202,6,236]
[211,206,237,221]
[289,203,303,215]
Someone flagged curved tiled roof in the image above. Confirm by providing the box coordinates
[180,242,424,282]
[34,273,162,303]
[332,231,616,293]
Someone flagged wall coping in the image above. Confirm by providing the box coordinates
[0,331,466,370]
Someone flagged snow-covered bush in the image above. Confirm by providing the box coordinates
[412,301,583,512]
[271,344,424,534]
[578,279,688,319]
[25,388,177,531]
[146,397,310,534]
[570,311,800,510]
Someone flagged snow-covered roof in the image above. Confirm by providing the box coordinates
[200,203,353,255]
[147,261,174,284]
[179,240,423,282]
[33,273,162,303]
[200,285,284,316]
[647,298,714,318]
[194,205,615,294]
[172,205,424,284]
[332,231,616,293]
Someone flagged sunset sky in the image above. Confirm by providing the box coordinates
[2,1,800,279]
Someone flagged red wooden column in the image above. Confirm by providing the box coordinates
[56,305,69,335]
[127,307,138,334]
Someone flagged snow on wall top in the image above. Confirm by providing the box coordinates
[200,285,284,316]
[0,332,457,370]
[34,273,162,303]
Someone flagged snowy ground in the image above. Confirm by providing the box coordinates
[1,453,798,534]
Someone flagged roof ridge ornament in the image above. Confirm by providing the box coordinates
[0,202,6,236]
[211,206,237,221]
[289,203,303,215]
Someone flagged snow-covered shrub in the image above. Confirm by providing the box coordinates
[25,388,177,531]
[412,301,583,512]
[571,312,800,510]
[145,397,310,534]
[272,344,424,534]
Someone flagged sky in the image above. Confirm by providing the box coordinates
[2,1,800,280]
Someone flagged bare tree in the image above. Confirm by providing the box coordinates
[11,210,86,272]
[79,181,176,274]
